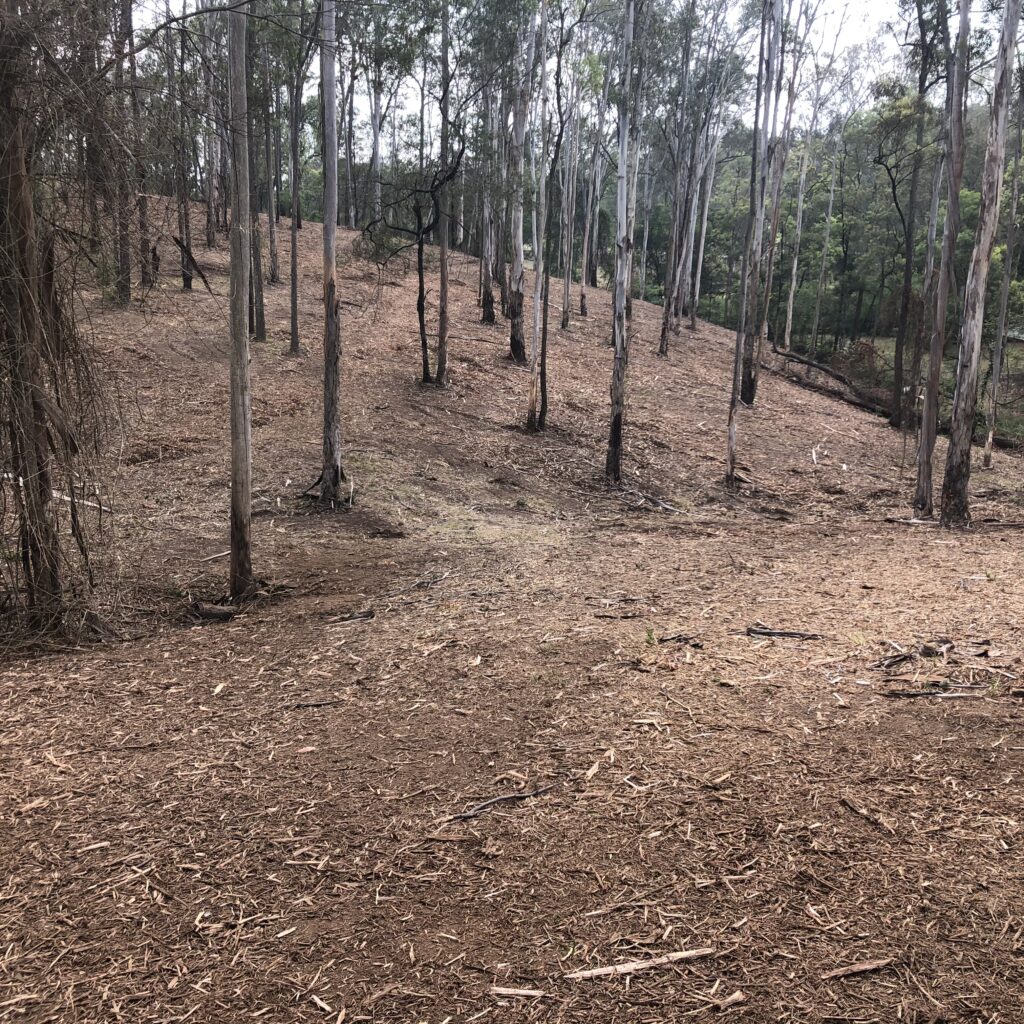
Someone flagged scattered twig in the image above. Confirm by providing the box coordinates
[490,987,547,998]
[447,784,556,822]
[840,797,896,835]
[565,947,715,980]
[820,957,894,981]
[745,622,825,640]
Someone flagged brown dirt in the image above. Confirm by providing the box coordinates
[2,207,1024,1023]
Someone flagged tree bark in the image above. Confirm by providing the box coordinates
[983,81,1023,469]
[509,17,538,364]
[320,0,345,501]
[915,0,966,516]
[605,0,636,482]
[227,0,254,597]
[940,0,1018,526]
[262,47,280,283]
[527,0,549,429]
[435,0,452,386]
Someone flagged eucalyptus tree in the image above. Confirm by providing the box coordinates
[605,0,649,481]
[320,0,345,501]
[983,79,1024,469]
[228,0,255,596]
[914,0,964,517]
[509,5,541,365]
[941,0,1019,527]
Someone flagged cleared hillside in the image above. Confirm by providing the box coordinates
[2,210,1023,1023]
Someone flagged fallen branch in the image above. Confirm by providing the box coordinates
[820,957,894,981]
[491,987,546,998]
[448,784,556,822]
[565,947,715,980]
[840,797,896,835]
[746,623,825,640]
[171,235,214,295]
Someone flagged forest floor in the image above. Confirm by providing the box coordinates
[2,208,1024,1024]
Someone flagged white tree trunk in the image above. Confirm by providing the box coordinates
[940,0,1018,526]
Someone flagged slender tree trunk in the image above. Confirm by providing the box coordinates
[320,0,345,501]
[809,141,838,355]
[915,0,966,516]
[560,69,580,329]
[247,75,266,342]
[202,0,218,247]
[690,133,718,330]
[481,84,496,324]
[112,10,131,305]
[726,0,769,486]
[509,18,538,364]
[738,0,780,405]
[263,47,280,283]
[124,0,152,288]
[527,0,548,430]
[983,82,1023,468]
[370,65,383,221]
[227,0,254,597]
[166,0,193,290]
[580,59,611,318]
[940,0,1018,525]
[289,81,301,353]
[436,0,452,386]
[605,0,635,482]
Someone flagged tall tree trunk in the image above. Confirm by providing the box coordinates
[915,0,965,516]
[112,7,131,305]
[247,67,266,342]
[690,133,718,331]
[940,0,1018,526]
[262,47,280,283]
[227,0,254,597]
[370,63,383,221]
[202,0,218,247]
[738,0,780,405]
[166,0,193,289]
[0,37,64,622]
[726,0,769,486]
[983,81,1023,469]
[320,0,345,501]
[560,63,581,328]
[809,141,838,355]
[124,0,152,287]
[605,0,635,482]
[527,0,549,429]
[509,18,538,364]
[580,58,612,318]
[289,81,301,353]
[481,83,496,324]
[435,0,452,385]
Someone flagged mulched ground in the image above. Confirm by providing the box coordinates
[2,206,1023,1023]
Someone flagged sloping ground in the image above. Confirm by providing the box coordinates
[2,209,1023,1023]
